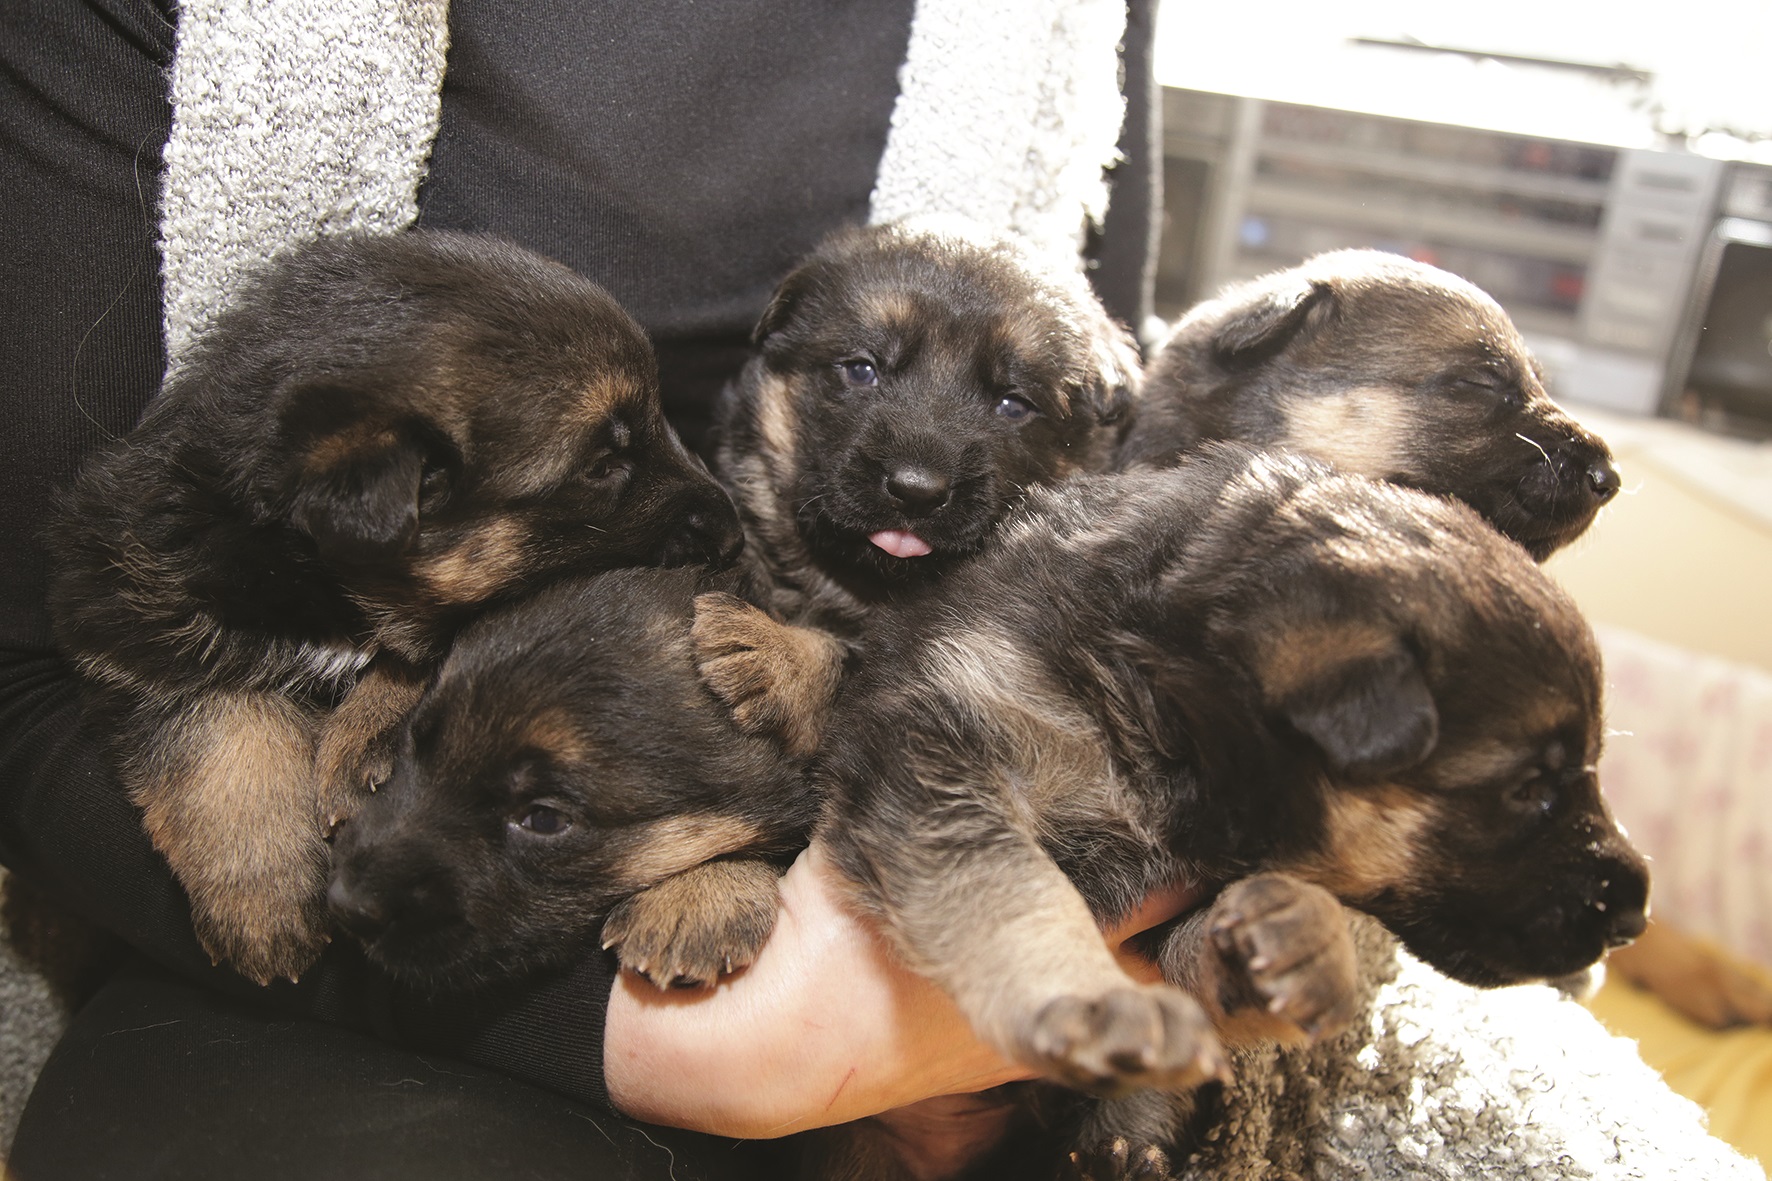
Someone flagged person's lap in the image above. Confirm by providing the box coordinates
[11,957,784,1180]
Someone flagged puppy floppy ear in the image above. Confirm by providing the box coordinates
[1081,320,1141,427]
[1210,277,1335,368]
[278,383,431,568]
[1271,637,1439,781]
[753,265,824,346]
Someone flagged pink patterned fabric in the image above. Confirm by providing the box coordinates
[1596,625,1772,968]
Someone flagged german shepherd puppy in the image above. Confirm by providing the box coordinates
[1119,250,1620,560]
[712,220,1140,635]
[49,231,742,984]
[814,448,1647,1176]
[325,566,834,991]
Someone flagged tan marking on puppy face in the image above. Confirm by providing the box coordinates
[612,815,768,892]
[558,372,633,431]
[860,287,917,334]
[1281,387,1412,478]
[754,372,800,479]
[492,379,637,497]
[1295,785,1437,901]
[519,707,588,767]
[417,518,530,604]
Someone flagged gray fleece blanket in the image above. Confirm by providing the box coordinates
[1175,917,1759,1179]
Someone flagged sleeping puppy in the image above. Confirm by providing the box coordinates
[712,219,1140,635]
[1119,250,1620,560]
[813,448,1647,1178]
[49,230,741,984]
[325,566,834,991]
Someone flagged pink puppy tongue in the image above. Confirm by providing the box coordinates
[870,530,933,559]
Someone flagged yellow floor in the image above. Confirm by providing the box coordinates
[1587,975,1772,1176]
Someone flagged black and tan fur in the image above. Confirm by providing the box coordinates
[713,219,1140,636]
[49,230,741,983]
[812,448,1646,1177]
[325,566,831,991]
[1120,250,1620,560]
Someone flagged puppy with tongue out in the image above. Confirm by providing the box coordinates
[713,219,1141,636]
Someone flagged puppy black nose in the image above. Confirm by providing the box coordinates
[885,465,951,516]
[663,497,744,568]
[1605,908,1648,948]
[1596,861,1649,947]
[327,874,390,942]
[1586,459,1621,504]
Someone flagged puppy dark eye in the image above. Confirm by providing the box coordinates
[512,804,572,836]
[419,461,451,506]
[994,395,1036,422]
[1504,775,1559,817]
[839,359,879,388]
[581,454,633,485]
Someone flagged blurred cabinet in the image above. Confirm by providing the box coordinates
[1157,88,1728,419]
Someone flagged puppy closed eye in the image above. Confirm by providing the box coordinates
[1446,370,1522,409]
[580,453,633,485]
[1504,774,1559,818]
[419,460,452,508]
[579,420,634,487]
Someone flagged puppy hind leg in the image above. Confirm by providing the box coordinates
[129,692,330,984]
[858,826,1225,1096]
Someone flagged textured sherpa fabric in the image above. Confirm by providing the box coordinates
[0,875,64,1156]
[1171,916,1763,1181]
[157,0,449,370]
[866,0,1127,265]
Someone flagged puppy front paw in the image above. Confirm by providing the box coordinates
[691,592,843,758]
[602,857,783,988]
[1063,1138,1176,1181]
[1024,985,1226,1096]
[1205,873,1359,1042]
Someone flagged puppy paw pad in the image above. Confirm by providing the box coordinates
[1027,986,1225,1095]
[1210,873,1360,1040]
[603,859,781,989]
[1064,1139,1175,1181]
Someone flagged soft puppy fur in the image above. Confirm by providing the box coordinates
[713,219,1140,634]
[815,449,1647,1174]
[325,566,828,992]
[1119,250,1620,560]
[49,230,741,983]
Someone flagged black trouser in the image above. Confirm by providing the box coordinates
[10,957,787,1180]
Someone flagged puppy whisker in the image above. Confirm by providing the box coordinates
[1514,432,1553,470]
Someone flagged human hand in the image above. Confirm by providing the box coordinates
[603,838,1200,1138]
